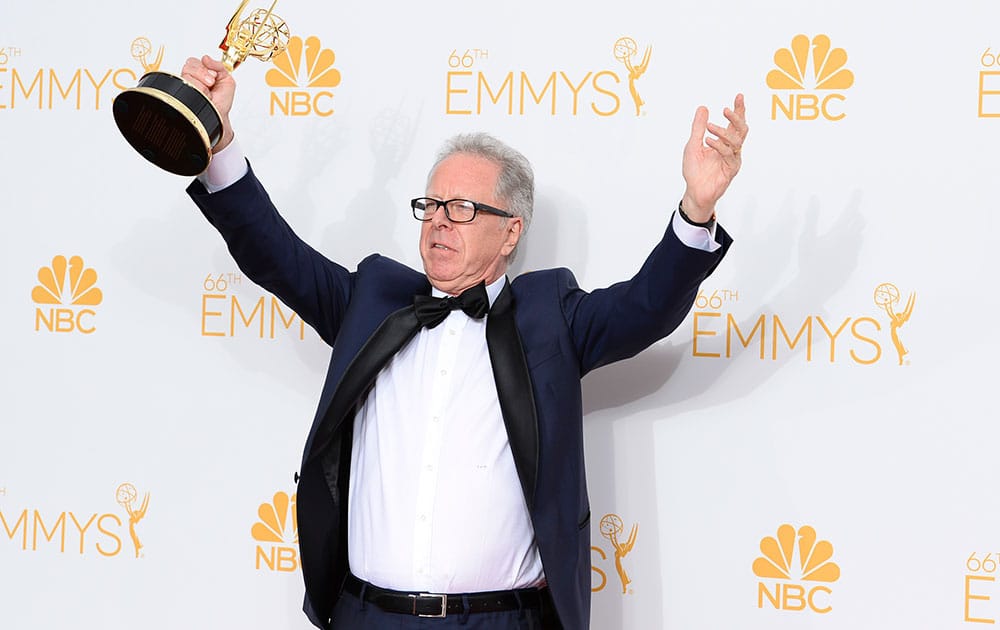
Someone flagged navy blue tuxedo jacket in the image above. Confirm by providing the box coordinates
[188,166,731,629]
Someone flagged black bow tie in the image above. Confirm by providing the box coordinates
[413,282,490,329]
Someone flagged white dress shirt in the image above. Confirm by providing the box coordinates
[199,141,720,593]
[347,277,544,592]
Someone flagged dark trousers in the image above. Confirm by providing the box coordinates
[330,587,562,629]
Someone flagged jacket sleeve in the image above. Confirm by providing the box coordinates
[187,163,351,347]
[560,218,732,376]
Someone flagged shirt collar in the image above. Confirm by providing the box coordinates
[430,275,506,307]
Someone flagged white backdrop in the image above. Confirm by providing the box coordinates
[2,1,999,628]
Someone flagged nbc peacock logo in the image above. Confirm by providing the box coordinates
[753,524,840,614]
[32,255,103,334]
[767,34,854,121]
[266,35,341,117]
[251,491,299,572]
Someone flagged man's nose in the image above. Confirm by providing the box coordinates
[430,203,453,227]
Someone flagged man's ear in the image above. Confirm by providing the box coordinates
[501,217,523,255]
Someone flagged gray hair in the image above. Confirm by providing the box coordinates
[427,132,535,259]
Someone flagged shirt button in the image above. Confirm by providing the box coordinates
[420,514,427,522]
[425,465,434,472]
[440,369,447,376]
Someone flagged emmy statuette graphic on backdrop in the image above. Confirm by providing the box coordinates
[613,37,651,116]
[600,513,638,594]
[874,282,915,365]
[116,483,150,558]
[112,0,290,176]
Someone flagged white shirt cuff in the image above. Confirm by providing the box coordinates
[671,210,722,253]
[197,138,248,193]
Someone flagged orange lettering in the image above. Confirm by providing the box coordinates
[201,294,226,337]
[95,514,122,557]
[445,71,472,115]
[692,312,722,358]
[821,94,846,121]
[782,583,806,611]
[966,575,996,624]
[808,585,832,614]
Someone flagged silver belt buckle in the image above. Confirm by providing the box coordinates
[412,592,448,618]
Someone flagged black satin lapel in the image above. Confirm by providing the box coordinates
[306,305,421,464]
[486,281,539,509]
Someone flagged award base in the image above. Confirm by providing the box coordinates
[112,72,223,176]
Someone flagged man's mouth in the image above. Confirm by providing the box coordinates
[432,243,453,251]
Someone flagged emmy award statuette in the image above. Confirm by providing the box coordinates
[112,0,290,176]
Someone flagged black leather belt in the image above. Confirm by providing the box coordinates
[343,573,547,618]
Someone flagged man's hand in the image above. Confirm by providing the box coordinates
[181,55,237,154]
[681,93,748,223]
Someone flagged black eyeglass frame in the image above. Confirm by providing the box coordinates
[411,197,515,223]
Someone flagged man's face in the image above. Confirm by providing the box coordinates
[419,153,522,295]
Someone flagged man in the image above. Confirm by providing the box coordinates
[182,54,747,629]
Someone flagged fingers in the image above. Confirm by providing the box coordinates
[704,93,748,158]
[688,95,748,154]
[705,121,742,157]
[731,92,746,121]
[201,55,229,74]
[686,105,709,153]
[180,56,232,96]
[723,93,749,143]
[177,54,237,152]
[181,57,213,94]
[704,135,739,163]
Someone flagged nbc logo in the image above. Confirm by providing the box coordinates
[767,34,854,121]
[752,524,840,614]
[252,491,299,572]
[32,255,103,334]
[266,35,341,117]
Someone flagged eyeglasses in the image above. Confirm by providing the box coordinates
[411,197,514,223]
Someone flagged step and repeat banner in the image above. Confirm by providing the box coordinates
[2,1,998,628]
